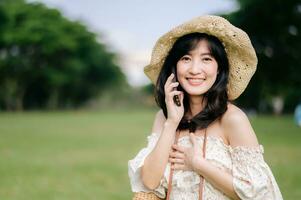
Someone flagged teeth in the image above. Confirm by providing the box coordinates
[187,78,205,80]
[187,78,204,85]
[189,79,203,82]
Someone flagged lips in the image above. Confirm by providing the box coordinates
[186,78,205,86]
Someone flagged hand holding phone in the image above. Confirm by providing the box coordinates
[164,72,184,125]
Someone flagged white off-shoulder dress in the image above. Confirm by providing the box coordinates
[128,132,283,200]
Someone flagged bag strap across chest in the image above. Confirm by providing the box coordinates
[166,128,207,200]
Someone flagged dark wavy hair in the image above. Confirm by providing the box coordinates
[154,32,231,132]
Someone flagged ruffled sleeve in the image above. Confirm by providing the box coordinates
[128,132,166,198]
[229,145,283,200]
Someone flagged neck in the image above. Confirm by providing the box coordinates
[187,95,207,118]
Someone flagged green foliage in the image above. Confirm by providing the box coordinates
[225,0,301,112]
[0,0,128,110]
[141,83,155,95]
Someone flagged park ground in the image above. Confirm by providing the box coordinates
[0,108,300,199]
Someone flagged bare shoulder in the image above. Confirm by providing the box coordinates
[151,109,166,134]
[220,103,259,147]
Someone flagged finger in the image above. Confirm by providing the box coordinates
[171,163,185,170]
[172,144,185,153]
[164,73,175,89]
[169,73,175,80]
[168,157,184,164]
[165,91,182,104]
[169,151,184,159]
[165,82,179,96]
[167,90,182,98]
[166,82,179,92]
[172,144,184,151]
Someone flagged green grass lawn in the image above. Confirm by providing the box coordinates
[0,108,300,200]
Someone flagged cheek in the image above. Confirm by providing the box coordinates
[206,63,218,77]
[176,63,186,79]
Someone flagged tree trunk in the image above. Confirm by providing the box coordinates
[47,88,59,109]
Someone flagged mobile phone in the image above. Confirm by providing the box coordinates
[171,68,181,107]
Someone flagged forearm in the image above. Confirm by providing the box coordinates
[195,160,241,200]
[142,120,177,189]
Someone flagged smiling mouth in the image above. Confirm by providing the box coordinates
[186,78,205,86]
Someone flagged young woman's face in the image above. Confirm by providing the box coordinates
[176,40,218,96]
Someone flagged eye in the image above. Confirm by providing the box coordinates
[202,57,213,62]
[181,56,191,62]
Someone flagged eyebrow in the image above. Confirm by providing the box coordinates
[186,52,213,56]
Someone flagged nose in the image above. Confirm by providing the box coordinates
[189,60,203,75]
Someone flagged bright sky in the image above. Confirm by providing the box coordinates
[29,0,238,87]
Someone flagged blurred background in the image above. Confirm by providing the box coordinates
[0,0,300,199]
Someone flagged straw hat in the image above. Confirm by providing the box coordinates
[144,15,257,100]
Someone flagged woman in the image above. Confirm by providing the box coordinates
[128,15,283,200]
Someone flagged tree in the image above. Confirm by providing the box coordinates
[0,0,128,110]
[224,0,301,113]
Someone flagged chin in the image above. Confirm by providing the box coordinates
[183,86,209,96]
[186,91,207,96]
